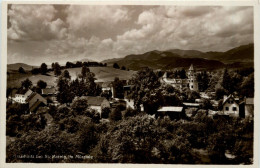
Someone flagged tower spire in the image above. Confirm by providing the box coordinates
[189,64,194,71]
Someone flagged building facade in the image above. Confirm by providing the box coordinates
[161,64,199,91]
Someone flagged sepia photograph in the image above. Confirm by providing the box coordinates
[3,2,256,165]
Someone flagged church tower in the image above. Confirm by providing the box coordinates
[188,64,199,91]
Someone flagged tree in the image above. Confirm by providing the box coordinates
[215,88,227,100]
[92,115,193,163]
[179,69,187,79]
[71,97,88,115]
[21,78,32,89]
[53,62,61,76]
[18,67,26,74]
[31,68,40,74]
[129,67,161,111]
[7,126,80,162]
[113,63,120,69]
[101,107,111,118]
[40,63,48,75]
[160,84,183,106]
[201,98,213,110]
[113,77,124,98]
[109,106,122,121]
[37,80,47,89]
[66,62,74,68]
[222,69,231,93]
[197,71,209,92]
[240,73,254,97]
[56,76,74,104]
[62,70,71,80]
[81,65,90,78]
[121,66,126,70]
[76,61,82,67]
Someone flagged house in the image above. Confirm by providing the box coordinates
[161,64,199,91]
[101,81,114,98]
[13,88,33,104]
[85,96,110,114]
[123,85,132,98]
[239,98,254,119]
[156,106,184,119]
[26,92,47,112]
[222,94,240,117]
[124,99,144,111]
[41,87,57,103]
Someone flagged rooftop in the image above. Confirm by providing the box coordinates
[158,106,183,112]
[84,96,108,106]
[183,102,200,107]
[42,87,57,95]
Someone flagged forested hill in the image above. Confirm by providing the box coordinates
[103,51,224,70]
[102,43,253,71]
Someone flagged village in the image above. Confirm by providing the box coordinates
[7,63,254,122]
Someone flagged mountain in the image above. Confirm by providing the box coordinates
[7,63,38,71]
[166,49,208,58]
[102,43,254,70]
[103,50,224,70]
[210,43,254,63]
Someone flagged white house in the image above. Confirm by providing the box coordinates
[13,89,33,104]
[222,94,240,117]
[85,96,110,114]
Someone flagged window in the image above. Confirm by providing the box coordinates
[225,107,229,111]
[191,85,193,88]
[233,107,237,111]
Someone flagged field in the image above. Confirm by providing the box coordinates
[7,67,136,88]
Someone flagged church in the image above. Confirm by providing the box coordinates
[161,64,199,91]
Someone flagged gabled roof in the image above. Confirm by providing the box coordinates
[158,106,183,112]
[101,82,113,88]
[85,96,108,106]
[29,101,44,112]
[42,87,56,95]
[26,92,37,102]
[223,94,239,105]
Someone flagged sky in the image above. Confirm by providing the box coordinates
[7,5,253,66]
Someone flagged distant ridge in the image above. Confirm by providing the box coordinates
[7,63,38,71]
[102,43,254,70]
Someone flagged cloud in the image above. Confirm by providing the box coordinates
[65,5,130,39]
[7,5,253,65]
[8,4,68,41]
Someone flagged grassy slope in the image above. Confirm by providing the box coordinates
[7,67,136,88]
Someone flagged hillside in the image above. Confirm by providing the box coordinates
[166,49,207,58]
[102,43,254,70]
[211,43,254,63]
[7,63,38,71]
[7,67,136,88]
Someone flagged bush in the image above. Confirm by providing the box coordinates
[101,107,111,118]
[109,106,122,121]
[18,67,26,73]
[71,97,88,115]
